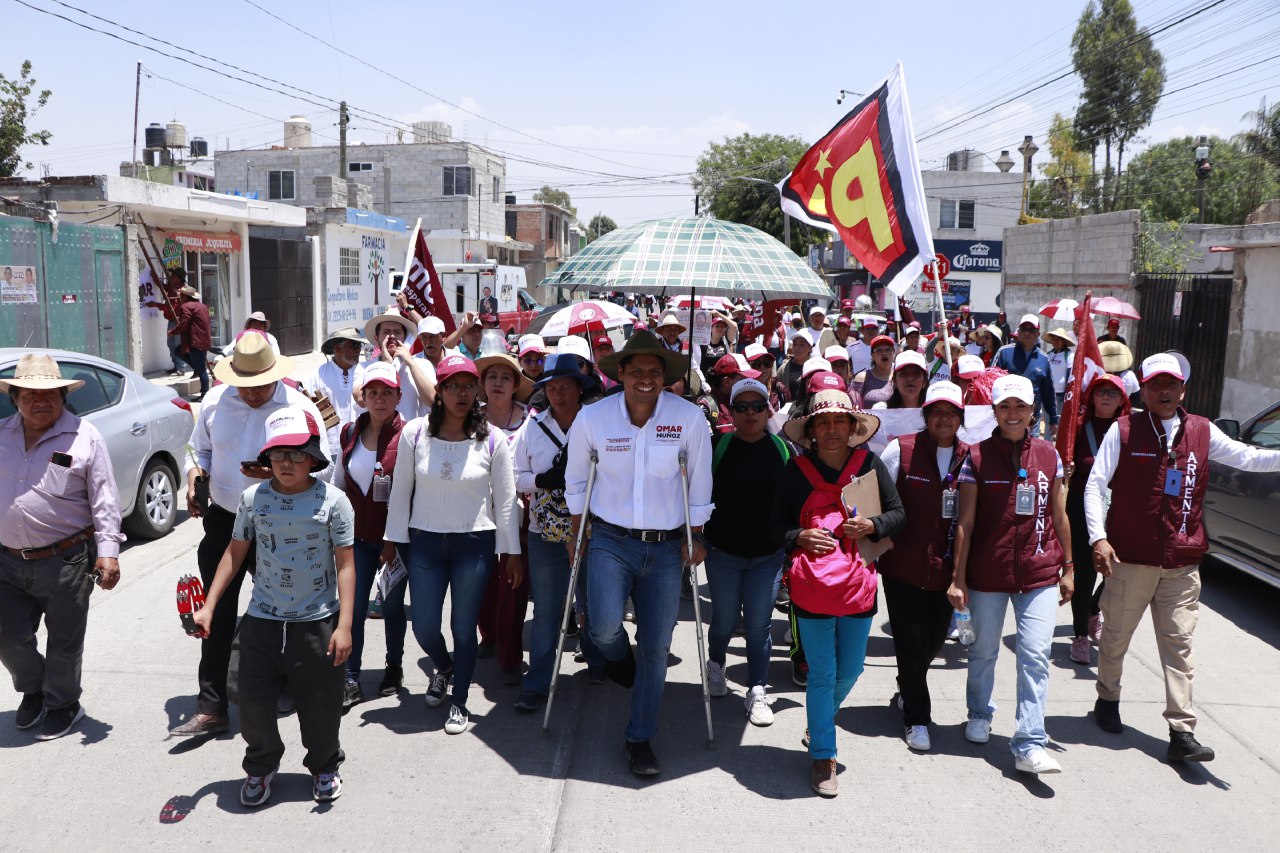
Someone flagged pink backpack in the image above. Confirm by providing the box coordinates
[788,451,879,616]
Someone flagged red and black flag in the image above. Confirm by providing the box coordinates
[779,63,934,297]
[402,219,457,335]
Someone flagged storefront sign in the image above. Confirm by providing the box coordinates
[934,239,1002,274]
[156,229,242,254]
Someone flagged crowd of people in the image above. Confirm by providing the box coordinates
[3,290,1280,808]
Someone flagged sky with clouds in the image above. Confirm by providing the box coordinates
[6,0,1277,225]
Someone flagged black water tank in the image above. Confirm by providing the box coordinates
[144,123,166,149]
[190,137,209,158]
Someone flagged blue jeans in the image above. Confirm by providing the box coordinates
[167,330,186,372]
[186,347,209,395]
[586,524,682,743]
[704,547,783,688]
[347,538,407,678]
[966,585,1058,757]
[525,534,604,695]
[405,529,496,709]
[795,614,872,760]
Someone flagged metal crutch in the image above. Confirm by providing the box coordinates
[679,449,715,749]
[543,450,598,734]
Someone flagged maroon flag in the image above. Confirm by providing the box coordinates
[403,222,456,335]
[742,299,790,345]
[1056,292,1105,465]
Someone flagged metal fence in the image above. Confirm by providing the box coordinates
[1135,272,1234,419]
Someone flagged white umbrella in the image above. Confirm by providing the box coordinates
[537,299,636,339]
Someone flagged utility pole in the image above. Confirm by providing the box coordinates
[1194,135,1211,225]
[338,101,349,175]
[131,61,141,176]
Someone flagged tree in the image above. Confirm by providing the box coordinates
[1115,135,1279,225]
[692,132,821,255]
[1070,0,1165,211]
[1030,113,1095,218]
[0,60,52,177]
[532,186,576,218]
[586,213,617,243]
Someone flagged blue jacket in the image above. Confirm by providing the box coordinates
[992,343,1059,424]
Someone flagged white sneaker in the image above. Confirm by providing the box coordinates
[905,725,931,751]
[744,686,774,727]
[965,718,991,744]
[707,661,728,698]
[444,704,470,735]
[1015,747,1062,774]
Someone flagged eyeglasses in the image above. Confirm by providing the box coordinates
[266,449,313,463]
[442,382,478,395]
[731,401,768,414]
[520,355,546,365]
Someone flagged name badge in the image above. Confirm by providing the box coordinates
[1164,468,1183,498]
[941,488,958,519]
[372,472,392,502]
[1015,483,1035,516]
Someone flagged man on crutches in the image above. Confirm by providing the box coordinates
[564,330,714,777]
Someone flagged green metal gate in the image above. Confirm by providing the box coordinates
[0,216,128,364]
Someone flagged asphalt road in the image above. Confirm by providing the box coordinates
[2,515,1278,852]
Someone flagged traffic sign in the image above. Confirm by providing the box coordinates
[923,254,950,281]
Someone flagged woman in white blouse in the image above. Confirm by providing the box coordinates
[385,355,523,736]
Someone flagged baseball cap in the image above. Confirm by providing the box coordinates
[836,315,852,327]
[711,353,760,380]
[556,335,593,363]
[361,361,399,389]
[870,334,896,350]
[806,370,846,394]
[960,305,971,313]
[258,407,328,469]
[907,321,921,331]
[801,357,833,379]
[517,333,546,356]
[743,342,770,363]
[711,314,729,327]
[436,354,480,384]
[592,334,614,350]
[894,351,927,372]
[992,374,1035,405]
[862,317,879,328]
[1018,314,1041,330]
[1140,352,1185,383]
[809,305,826,316]
[417,316,446,336]
[841,299,854,310]
[729,378,770,404]
[924,381,964,411]
[1106,317,1121,328]
[824,345,850,363]
[955,354,985,378]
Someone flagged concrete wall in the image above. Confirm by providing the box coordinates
[1220,242,1280,420]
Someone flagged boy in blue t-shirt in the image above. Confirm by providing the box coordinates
[192,407,356,807]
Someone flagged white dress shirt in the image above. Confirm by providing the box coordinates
[1084,413,1280,544]
[354,355,435,423]
[186,382,328,511]
[565,391,713,530]
[304,358,363,462]
[511,408,572,534]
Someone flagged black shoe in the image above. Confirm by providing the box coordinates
[680,568,693,601]
[513,691,544,713]
[342,678,363,711]
[791,660,809,688]
[378,665,403,697]
[169,712,229,737]
[625,739,661,776]
[476,642,496,659]
[605,643,637,689]
[501,667,523,687]
[15,693,45,730]
[587,667,607,686]
[1094,698,1123,733]
[565,620,580,639]
[1168,730,1215,762]
[36,702,84,741]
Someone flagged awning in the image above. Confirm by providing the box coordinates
[156,228,241,253]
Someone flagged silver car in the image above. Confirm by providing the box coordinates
[0,348,193,540]
[1207,403,1280,589]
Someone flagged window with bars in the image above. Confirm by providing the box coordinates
[442,165,473,196]
[939,199,976,229]
[268,170,295,200]
[339,247,360,288]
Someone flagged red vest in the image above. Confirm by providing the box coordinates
[788,451,878,616]
[1106,410,1210,569]
[878,431,969,591]
[339,412,405,544]
[965,431,1064,593]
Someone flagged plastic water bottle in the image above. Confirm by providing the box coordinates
[954,607,975,645]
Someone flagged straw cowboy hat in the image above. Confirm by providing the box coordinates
[598,329,689,385]
[0,353,86,394]
[655,313,687,334]
[213,330,295,387]
[1044,328,1077,347]
[783,389,880,448]
[1098,340,1134,374]
[475,342,535,402]
[363,307,416,347]
[320,327,364,356]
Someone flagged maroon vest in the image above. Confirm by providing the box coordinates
[340,412,405,544]
[1106,410,1210,569]
[965,432,1065,593]
[877,431,969,591]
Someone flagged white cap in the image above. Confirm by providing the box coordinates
[743,342,769,362]
[801,357,832,378]
[417,316,446,336]
[955,354,985,378]
[729,378,770,404]
[924,381,964,410]
[809,305,826,316]
[517,334,547,357]
[556,335,592,363]
[992,374,1035,405]
[824,345,850,363]
[894,350,927,372]
[1018,313,1041,330]
[1140,352,1185,383]
[361,361,399,389]
[861,317,879,328]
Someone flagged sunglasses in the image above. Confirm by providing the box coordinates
[731,401,768,414]
[749,359,772,370]
[266,449,313,463]
[520,355,546,365]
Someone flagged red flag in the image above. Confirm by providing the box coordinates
[741,299,790,345]
[1056,292,1105,465]
[402,224,456,335]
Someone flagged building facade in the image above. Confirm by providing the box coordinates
[507,200,576,303]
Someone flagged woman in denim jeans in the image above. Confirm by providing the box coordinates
[385,355,523,736]
[703,379,790,727]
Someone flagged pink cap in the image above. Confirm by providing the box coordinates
[436,354,480,383]
[361,361,399,389]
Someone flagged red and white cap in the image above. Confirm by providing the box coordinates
[592,334,614,350]
[259,407,328,467]
[436,354,480,383]
[1140,352,1185,383]
[417,316,446,336]
[361,361,399,389]
[517,334,547,357]
[1018,313,1041,329]
[743,342,770,363]
[836,315,852,327]
[807,370,846,394]
[907,321,922,331]
[824,345,850,363]
[869,334,896,350]
[955,354,985,378]
[801,357,833,379]
[992,374,1035,405]
[712,353,760,379]
[894,350,927,372]
[924,381,964,411]
[862,317,880,328]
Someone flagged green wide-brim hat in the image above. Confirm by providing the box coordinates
[597,329,688,385]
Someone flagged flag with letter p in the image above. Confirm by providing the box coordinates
[779,63,934,297]
[402,219,456,335]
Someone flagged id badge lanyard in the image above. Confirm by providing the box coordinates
[1149,411,1184,499]
[1013,440,1034,517]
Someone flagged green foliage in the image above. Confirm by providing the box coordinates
[1238,100,1280,175]
[692,132,822,255]
[1136,203,1195,273]
[532,186,576,218]
[585,214,617,243]
[1031,113,1095,218]
[0,60,52,178]
[1116,135,1279,225]
[1070,0,1165,210]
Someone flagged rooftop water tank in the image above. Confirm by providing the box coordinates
[412,121,451,143]
[144,123,166,149]
[284,115,312,148]
[165,120,188,149]
[190,137,209,158]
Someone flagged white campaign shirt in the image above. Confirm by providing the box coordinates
[186,382,329,511]
[880,437,956,485]
[1047,348,1072,394]
[354,355,436,423]
[303,358,363,461]
[1084,413,1280,544]
[511,408,573,534]
[565,391,713,530]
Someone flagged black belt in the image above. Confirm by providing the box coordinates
[1,527,95,561]
[590,516,683,543]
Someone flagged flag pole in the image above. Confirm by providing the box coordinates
[930,262,952,369]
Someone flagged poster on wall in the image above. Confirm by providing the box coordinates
[1,265,38,304]
[137,268,164,319]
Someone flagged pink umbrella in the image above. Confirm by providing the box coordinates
[539,299,635,338]
[1090,296,1141,320]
